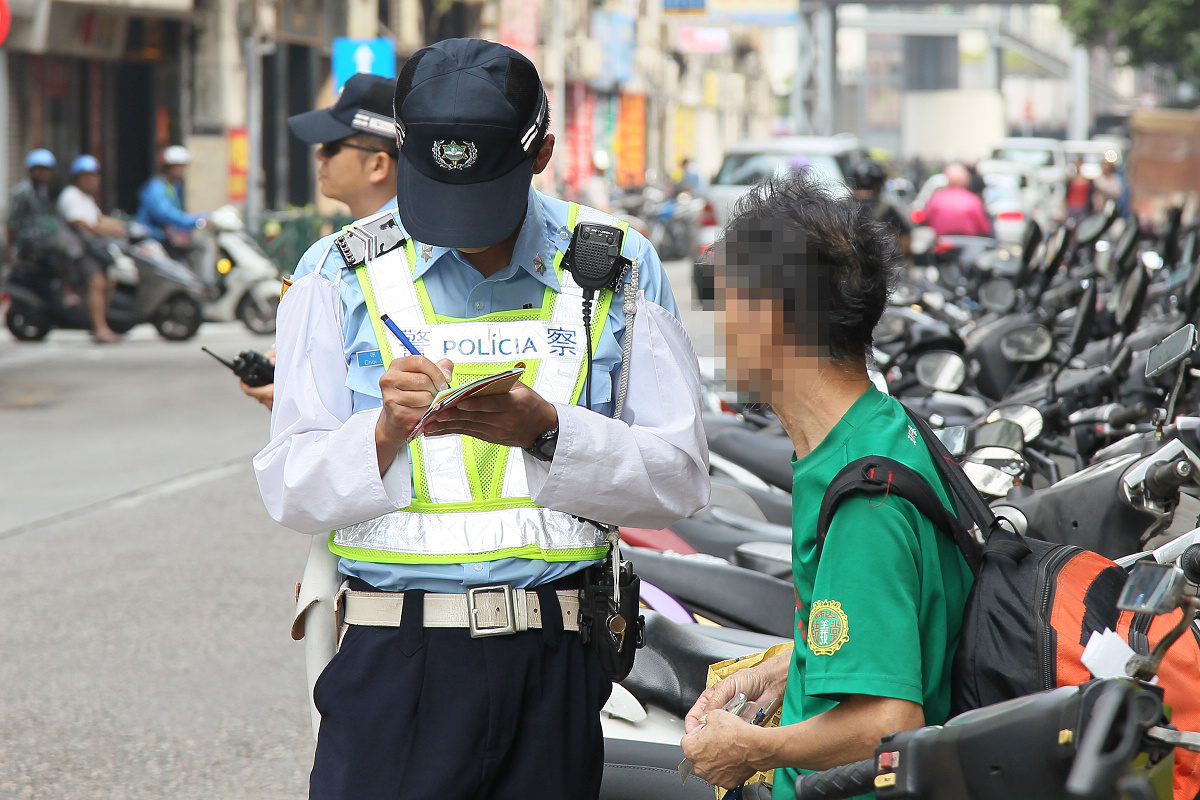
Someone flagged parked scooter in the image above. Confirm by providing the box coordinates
[194,205,282,335]
[2,222,208,341]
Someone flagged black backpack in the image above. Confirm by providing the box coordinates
[818,405,1124,715]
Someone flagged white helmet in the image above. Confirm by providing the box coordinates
[162,145,192,166]
[592,150,611,172]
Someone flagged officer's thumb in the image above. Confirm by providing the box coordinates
[437,359,454,385]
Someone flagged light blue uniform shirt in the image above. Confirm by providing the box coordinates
[290,188,679,592]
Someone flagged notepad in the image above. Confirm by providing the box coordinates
[406,363,526,441]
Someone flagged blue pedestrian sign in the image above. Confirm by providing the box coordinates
[332,38,396,95]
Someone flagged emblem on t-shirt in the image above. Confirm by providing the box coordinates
[907,425,918,445]
[807,600,849,656]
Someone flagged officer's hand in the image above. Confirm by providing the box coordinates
[423,381,557,448]
[680,709,765,789]
[241,380,274,410]
[376,356,453,446]
[684,652,790,735]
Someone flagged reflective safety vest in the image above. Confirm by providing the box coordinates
[329,203,626,565]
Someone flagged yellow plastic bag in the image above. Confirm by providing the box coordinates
[705,641,794,798]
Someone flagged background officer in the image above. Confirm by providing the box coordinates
[239,73,399,410]
[255,38,709,799]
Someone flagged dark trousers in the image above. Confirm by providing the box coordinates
[310,585,613,800]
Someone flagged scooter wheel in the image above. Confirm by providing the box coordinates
[153,294,203,341]
[5,303,51,341]
[236,292,278,335]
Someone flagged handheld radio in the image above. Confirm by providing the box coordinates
[202,347,275,387]
[562,222,629,410]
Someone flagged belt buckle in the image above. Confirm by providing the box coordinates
[466,584,516,637]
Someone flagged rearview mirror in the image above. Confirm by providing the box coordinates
[1066,282,1098,358]
[933,426,968,457]
[915,351,967,392]
[1000,324,1053,362]
[974,419,1026,451]
[979,278,1017,313]
[986,404,1045,442]
[1146,324,1198,379]
[963,446,1027,497]
[874,313,906,345]
[1115,266,1149,337]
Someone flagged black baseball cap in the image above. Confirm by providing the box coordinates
[288,73,398,144]
[394,38,548,248]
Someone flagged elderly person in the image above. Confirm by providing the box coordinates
[922,162,992,238]
[680,173,973,799]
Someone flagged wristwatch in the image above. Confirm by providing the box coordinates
[524,425,559,463]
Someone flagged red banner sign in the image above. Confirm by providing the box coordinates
[0,0,10,48]
[228,128,249,202]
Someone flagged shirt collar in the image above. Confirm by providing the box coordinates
[407,187,562,291]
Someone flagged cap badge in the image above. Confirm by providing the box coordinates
[432,140,478,171]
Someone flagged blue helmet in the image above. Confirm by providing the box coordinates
[25,149,56,170]
[71,154,101,176]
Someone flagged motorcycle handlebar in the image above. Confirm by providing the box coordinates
[794,758,876,800]
[1180,544,1200,585]
[1146,458,1195,500]
[1108,404,1148,428]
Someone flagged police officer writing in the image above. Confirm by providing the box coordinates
[681,174,972,798]
[240,73,400,410]
[254,38,708,800]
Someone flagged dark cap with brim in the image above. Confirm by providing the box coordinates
[288,73,398,144]
[394,39,547,248]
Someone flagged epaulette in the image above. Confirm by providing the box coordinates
[334,212,406,269]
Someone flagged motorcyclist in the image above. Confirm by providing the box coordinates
[136,145,206,256]
[5,149,62,270]
[922,162,992,238]
[852,159,910,256]
[58,155,125,343]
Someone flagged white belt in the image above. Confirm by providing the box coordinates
[342,584,581,637]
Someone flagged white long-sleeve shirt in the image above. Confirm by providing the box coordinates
[253,191,710,592]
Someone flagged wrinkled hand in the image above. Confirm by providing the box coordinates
[684,652,790,735]
[376,355,453,446]
[680,709,765,789]
[423,381,557,448]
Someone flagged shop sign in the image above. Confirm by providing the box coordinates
[0,0,10,48]
[614,93,646,189]
[332,38,396,95]
[228,128,249,203]
[678,26,729,53]
[497,0,539,55]
[588,10,636,91]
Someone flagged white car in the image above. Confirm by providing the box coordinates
[693,135,866,303]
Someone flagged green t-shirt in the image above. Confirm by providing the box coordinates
[772,387,974,800]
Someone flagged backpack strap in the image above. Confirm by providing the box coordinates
[817,456,982,575]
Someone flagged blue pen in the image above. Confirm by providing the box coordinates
[380,314,423,357]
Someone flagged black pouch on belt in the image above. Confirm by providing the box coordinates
[579,559,646,682]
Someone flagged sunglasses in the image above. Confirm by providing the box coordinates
[319,139,395,159]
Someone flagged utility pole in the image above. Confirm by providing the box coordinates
[1068,44,1089,140]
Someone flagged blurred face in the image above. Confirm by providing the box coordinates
[166,164,188,182]
[717,279,819,405]
[29,166,52,186]
[76,172,101,195]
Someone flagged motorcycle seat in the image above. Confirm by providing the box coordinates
[732,541,792,580]
[620,611,787,720]
[625,545,796,637]
[708,427,794,492]
[669,516,789,561]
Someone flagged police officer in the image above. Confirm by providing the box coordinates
[240,73,399,410]
[254,38,709,799]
